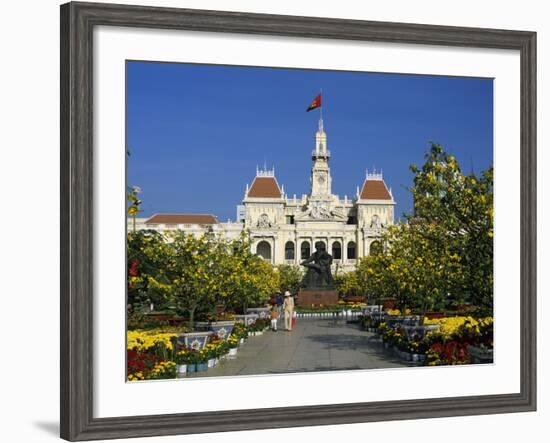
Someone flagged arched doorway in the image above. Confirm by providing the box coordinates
[347,241,356,260]
[285,241,295,260]
[332,241,342,260]
[300,241,311,259]
[256,241,272,260]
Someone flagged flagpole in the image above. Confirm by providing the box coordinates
[320,88,323,123]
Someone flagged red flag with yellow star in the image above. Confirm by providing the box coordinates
[306,94,322,112]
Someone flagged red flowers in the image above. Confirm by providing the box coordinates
[127,349,157,375]
[429,340,469,365]
[128,258,140,277]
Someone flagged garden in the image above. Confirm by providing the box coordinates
[358,308,493,365]
[126,319,277,380]
[126,144,494,375]
[127,229,285,381]
[351,145,494,366]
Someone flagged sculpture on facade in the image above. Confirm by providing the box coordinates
[256,213,272,228]
[300,241,335,289]
[370,214,383,229]
[297,200,347,222]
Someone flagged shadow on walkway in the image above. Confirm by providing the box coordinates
[306,328,412,367]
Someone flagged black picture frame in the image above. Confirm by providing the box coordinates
[60,1,537,441]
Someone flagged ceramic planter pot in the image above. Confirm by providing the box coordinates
[178,331,213,351]
[209,321,236,340]
[177,364,187,375]
[228,347,238,357]
[207,358,216,368]
[194,321,211,331]
[468,345,494,364]
[186,364,197,373]
[246,307,270,319]
[196,362,208,372]
[235,314,259,327]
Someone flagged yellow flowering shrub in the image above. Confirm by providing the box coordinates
[148,361,177,379]
[127,372,144,381]
[423,316,493,337]
[127,329,179,352]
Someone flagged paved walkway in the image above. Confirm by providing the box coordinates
[187,318,410,378]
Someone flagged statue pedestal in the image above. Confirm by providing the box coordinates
[297,289,339,306]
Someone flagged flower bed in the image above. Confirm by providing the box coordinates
[127,318,268,381]
[295,302,366,319]
[378,315,493,366]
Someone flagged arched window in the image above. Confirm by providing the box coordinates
[370,240,382,256]
[347,241,357,260]
[332,241,342,260]
[285,241,295,260]
[256,241,272,260]
[300,241,311,259]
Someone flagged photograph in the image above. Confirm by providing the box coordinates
[125,61,494,381]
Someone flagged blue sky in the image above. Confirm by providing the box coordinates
[127,61,493,221]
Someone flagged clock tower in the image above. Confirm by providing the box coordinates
[310,117,332,198]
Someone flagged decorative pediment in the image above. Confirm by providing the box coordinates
[256,213,273,228]
[295,200,347,222]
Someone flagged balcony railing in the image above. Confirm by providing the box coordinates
[311,149,331,157]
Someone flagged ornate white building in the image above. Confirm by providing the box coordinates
[132,118,396,271]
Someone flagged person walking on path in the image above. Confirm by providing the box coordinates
[275,292,284,317]
[283,290,295,331]
[270,305,279,331]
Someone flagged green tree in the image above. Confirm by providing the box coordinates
[221,232,279,313]
[276,264,303,295]
[146,232,223,328]
[335,270,361,297]
[127,229,167,312]
[356,143,493,314]
[410,143,493,309]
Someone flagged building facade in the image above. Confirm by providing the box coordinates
[131,118,396,272]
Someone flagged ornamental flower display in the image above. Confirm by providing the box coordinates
[148,361,177,379]
[127,329,178,352]
[124,142,493,377]
[127,349,157,380]
[377,315,493,366]
[226,336,239,349]
[423,316,493,338]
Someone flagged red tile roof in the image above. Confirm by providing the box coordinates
[247,176,282,198]
[360,179,392,200]
[145,214,219,225]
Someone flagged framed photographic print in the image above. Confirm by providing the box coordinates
[60,1,536,441]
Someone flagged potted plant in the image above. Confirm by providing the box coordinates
[196,349,209,372]
[148,361,177,380]
[204,343,218,368]
[175,350,190,376]
[232,322,248,344]
[184,349,201,373]
[227,336,239,357]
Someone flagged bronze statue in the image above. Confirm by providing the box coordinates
[300,241,335,289]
